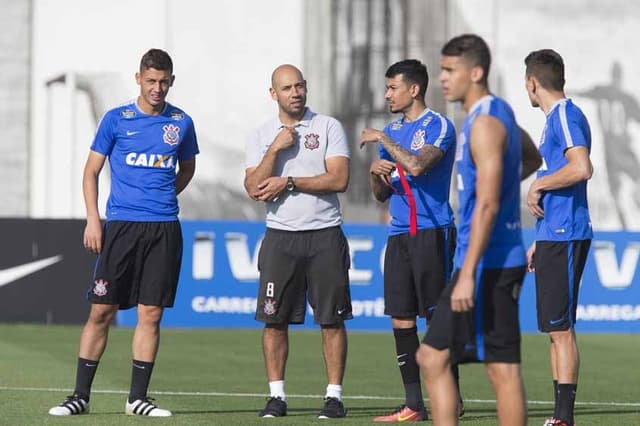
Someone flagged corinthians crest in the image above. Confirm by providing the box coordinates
[93,279,109,296]
[411,129,426,150]
[263,298,278,316]
[162,124,180,146]
[304,133,320,150]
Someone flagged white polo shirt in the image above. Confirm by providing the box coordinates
[245,108,350,231]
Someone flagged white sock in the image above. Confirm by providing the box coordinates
[325,384,342,401]
[269,380,285,401]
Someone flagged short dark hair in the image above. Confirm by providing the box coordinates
[385,59,429,99]
[441,34,491,85]
[524,49,565,91]
[139,48,173,74]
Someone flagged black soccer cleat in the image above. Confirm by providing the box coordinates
[259,396,287,418]
[458,396,465,418]
[318,396,347,419]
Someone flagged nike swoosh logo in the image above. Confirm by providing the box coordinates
[126,130,140,136]
[0,256,63,289]
[398,412,419,422]
[133,364,146,370]
[85,363,97,368]
[549,317,565,325]
[398,413,419,421]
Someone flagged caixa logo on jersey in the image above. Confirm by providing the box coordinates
[125,152,176,169]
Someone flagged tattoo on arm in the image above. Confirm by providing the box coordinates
[380,135,444,176]
[370,173,391,202]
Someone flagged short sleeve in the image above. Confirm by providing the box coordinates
[427,115,456,153]
[556,103,588,150]
[245,127,265,169]
[177,116,200,160]
[325,118,350,159]
[90,111,117,155]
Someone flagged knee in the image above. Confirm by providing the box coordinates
[87,305,117,327]
[265,323,288,332]
[391,317,417,329]
[549,329,575,345]
[416,343,448,377]
[321,323,345,335]
[264,323,288,338]
[486,363,521,386]
[137,305,164,326]
[485,364,501,384]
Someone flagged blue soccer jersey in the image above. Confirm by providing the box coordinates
[379,109,456,235]
[455,95,525,268]
[91,100,199,222]
[535,99,593,241]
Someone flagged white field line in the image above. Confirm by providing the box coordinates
[0,386,639,407]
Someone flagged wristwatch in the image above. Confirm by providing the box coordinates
[286,176,296,192]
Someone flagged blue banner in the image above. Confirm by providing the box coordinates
[117,221,640,333]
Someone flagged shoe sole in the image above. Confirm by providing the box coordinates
[125,412,172,417]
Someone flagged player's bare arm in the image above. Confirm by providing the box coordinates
[360,128,443,176]
[526,242,536,273]
[527,146,592,218]
[520,126,542,180]
[175,158,196,195]
[253,175,287,202]
[244,126,297,199]
[251,156,349,202]
[82,150,106,254]
[291,156,349,194]
[369,159,395,202]
[452,115,505,312]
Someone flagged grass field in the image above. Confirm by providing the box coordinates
[0,324,638,425]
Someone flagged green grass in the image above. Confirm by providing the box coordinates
[0,324,638,425]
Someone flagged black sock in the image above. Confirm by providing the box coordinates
[74,357,99,401]
[128,360,155,403]
[557,383,577,424]
[553,380,559,417]
[393,327,423,411]
[452,363,462,401]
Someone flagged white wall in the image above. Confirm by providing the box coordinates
[453,0,640,230]
[31,0,304,217]
[29,0,640,229]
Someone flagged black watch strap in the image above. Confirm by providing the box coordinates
[286,176,296,192]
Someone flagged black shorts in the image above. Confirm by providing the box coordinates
[88,221,183,310]
[255,226,352,325]
[384,227,455,320]
[535,240,591,332]
[422,266,526,364]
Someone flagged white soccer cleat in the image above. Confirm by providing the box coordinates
[125,397,172,417]
[48,394,89,416]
